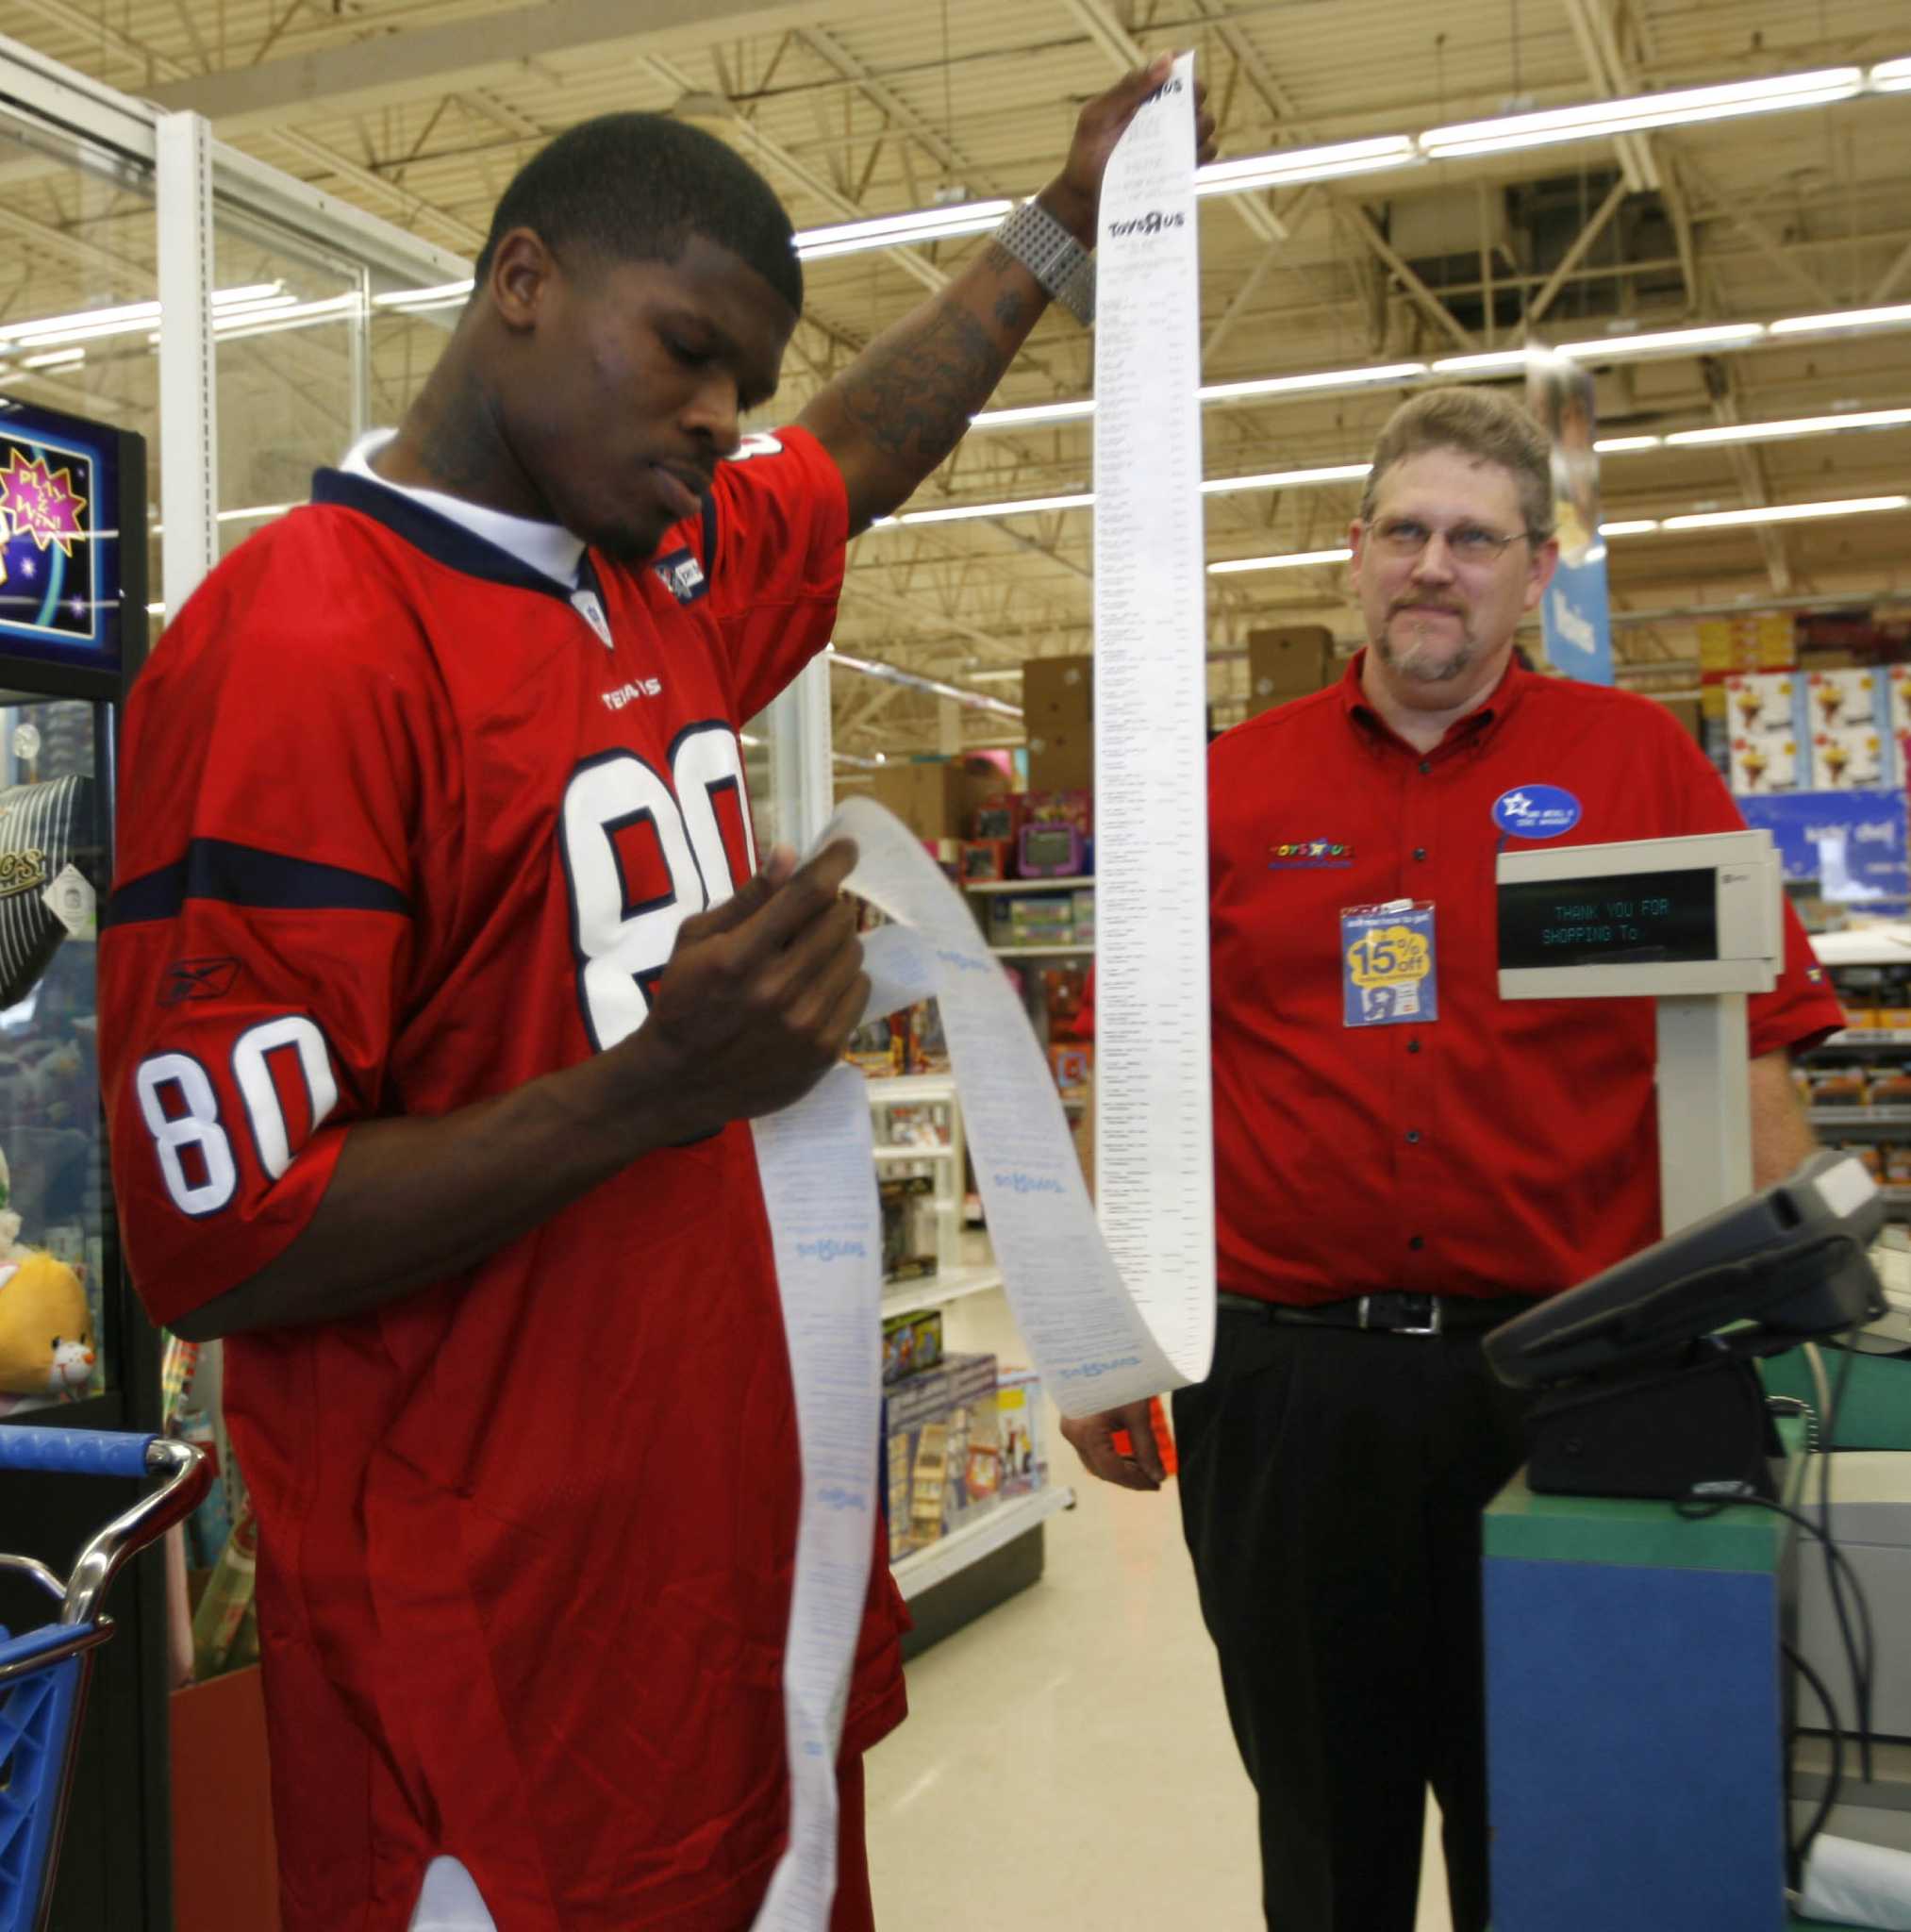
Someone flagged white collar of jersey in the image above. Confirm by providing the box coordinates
[341,430,587,590]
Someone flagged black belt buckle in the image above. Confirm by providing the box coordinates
[1360,1291,1441,1335]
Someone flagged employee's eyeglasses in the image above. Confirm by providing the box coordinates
[1369,517,1537,566]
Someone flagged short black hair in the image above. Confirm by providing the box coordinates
[474,113,803,314]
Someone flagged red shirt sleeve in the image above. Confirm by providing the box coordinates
[99,519,432,1328]
[1656,714,1846,1056]
[698,425,849,721]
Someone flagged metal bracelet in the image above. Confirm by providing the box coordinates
[994,198,1096,325]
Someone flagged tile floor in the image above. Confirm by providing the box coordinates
[865,1289,1453,1931]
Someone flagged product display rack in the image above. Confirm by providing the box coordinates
[1804,930,1911,1220]
[867,1073,1072,1653]
[964,874,1096,958]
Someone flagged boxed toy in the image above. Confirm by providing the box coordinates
[882,1307,944,1385]
[883,1351,1000,1558]
[880,1173,939,1282]
[995,1368,1046,1497]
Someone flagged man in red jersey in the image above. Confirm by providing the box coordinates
[1062,387,1839,1932]
[101,74,1217,1932]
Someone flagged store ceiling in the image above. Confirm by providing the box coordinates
[0,0,1906,753]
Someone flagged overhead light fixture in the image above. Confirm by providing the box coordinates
[827,648,1023,717]
[1421,67,1865,159]
[1196,135,1420,193]
[373,279,475,311]
[1202,463,1369,495]
[897,491,1094,526]
[794,199,1015,262]
[1598,519,1661,536]
[1431,350,1534,375]
[1659,494,1910,531]
[1769,302,1911,337]
[970,397,1098,431]
[1208,547,1354,575]
[1593,435,1664,453]
[1869,57,1911,92]
[19,347,84,370]
[0,283,287,351]
[1201,361,1430,406]
[1557,323,1766,361]
[1666,408,1911,446]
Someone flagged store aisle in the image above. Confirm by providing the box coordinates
[865,1292,1454,1930]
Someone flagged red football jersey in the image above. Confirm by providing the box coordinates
[100,427,906,1931]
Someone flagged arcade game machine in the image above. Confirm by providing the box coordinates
[0,391,169,1926]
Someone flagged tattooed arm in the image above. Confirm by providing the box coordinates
[798,54,1218,536]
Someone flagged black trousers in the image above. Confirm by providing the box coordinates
[1172,1307,1536,1932]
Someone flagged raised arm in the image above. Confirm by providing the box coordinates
[797,54,1217,535]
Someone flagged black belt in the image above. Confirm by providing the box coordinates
[1217,1290,1537,1336]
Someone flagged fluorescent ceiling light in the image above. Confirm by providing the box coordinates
[373,279,475,310]
[966,668,1025,683]
[1196,136,1419,192]
[1431,350,1533,375]
[970,398,1098,431]
[1555,323,1765,361]
[1201,361,1429,405]
[19,347,84,369]
[1593,435,1664,453]
[1666,408,1911,446]
[827,647,1023,716]
[0,283,286,350]
[1770,303,1911,337]
[1421,67,1864,158]
[1202,463,1369,495]
[1598,519,1661,536]
[1208,547,1354,575]
[898,491,1093,525]
[1659,494,1909,531]
[1869,58,1911,92]
[795,199,1014,261]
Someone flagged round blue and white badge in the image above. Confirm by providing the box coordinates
[1491,785,1583,839]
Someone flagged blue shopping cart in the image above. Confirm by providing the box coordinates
[0,1428,208,1932]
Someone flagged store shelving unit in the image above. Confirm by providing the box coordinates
[1804,929,1911,1218]
[963,874,1095,958]
[866,1074,1065,1652]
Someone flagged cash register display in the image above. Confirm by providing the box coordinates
[1497,865,1718,972]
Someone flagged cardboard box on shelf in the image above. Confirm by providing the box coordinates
[1026,728,1093,792]
[871,757,1003,844]
[1245,625,1337,717]
[1657,696,1703,744]
[1022,655,1094,731]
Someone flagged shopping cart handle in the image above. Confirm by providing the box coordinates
[0,1427,160,1481]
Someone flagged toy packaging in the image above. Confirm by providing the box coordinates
[880,1174,939,1282]
[995,1367,1047,1497]
[882,1307,944,1386]
[882,1351,1000,1559]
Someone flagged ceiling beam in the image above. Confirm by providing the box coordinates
[1526,177,1626,325]
[142,0,856,135]
[1338,204,1477,352]
[641,54,950,297]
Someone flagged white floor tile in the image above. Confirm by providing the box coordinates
[866,1289,1454,1931]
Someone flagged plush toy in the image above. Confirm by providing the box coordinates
[0,1251,94,1415]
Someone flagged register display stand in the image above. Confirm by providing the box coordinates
[1486,832,1810,1931]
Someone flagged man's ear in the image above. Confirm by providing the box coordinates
[487,228,559,333]
[1523,535,1561,613]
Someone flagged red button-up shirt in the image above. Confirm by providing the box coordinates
[1209,653,1842,1307]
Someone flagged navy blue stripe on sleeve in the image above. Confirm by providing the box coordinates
[105,839,410,927]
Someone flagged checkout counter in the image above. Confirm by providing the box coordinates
[1483,833,1911,1930]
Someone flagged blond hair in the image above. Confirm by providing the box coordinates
[1358,387,1555,541]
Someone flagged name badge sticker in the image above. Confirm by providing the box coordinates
[1492,784,1583,840]
[1341,901,1437,1027]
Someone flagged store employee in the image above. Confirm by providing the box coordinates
[1063,385,1841,1932]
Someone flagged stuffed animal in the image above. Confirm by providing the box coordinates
[0,1251,94,1415]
